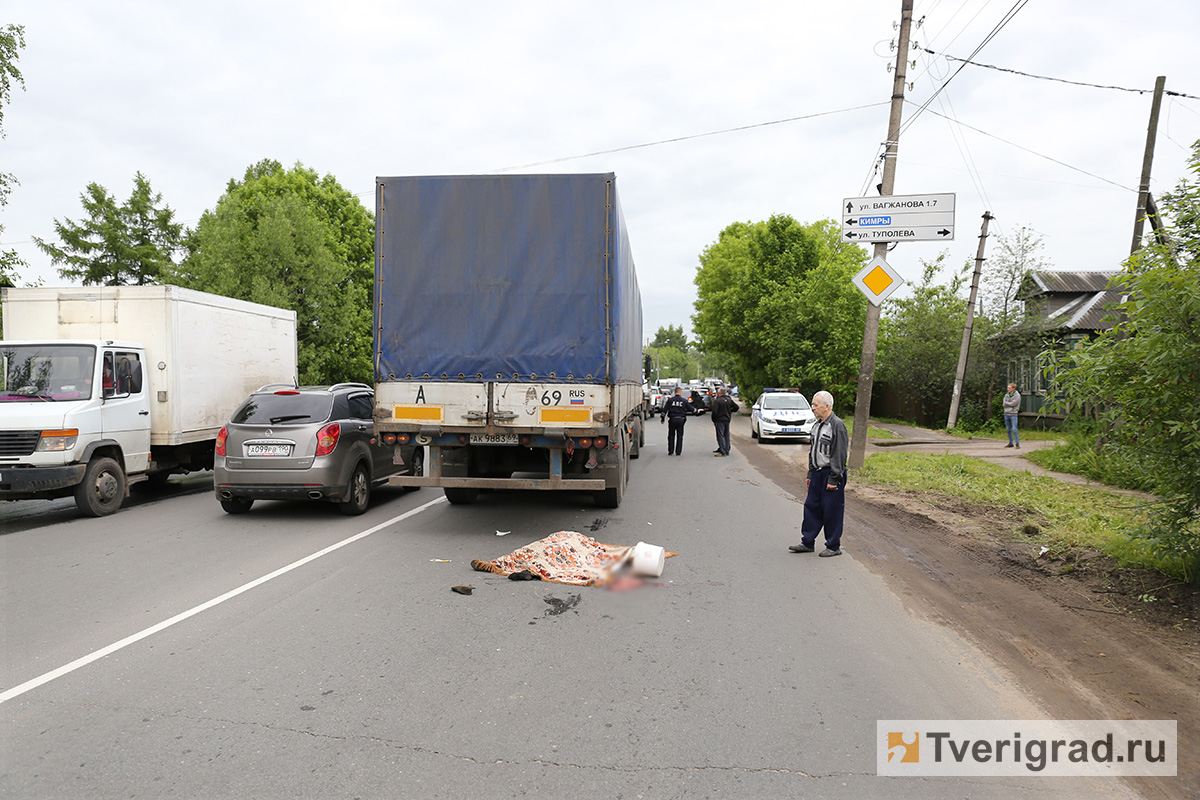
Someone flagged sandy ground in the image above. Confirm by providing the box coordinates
[731,414,1198,800]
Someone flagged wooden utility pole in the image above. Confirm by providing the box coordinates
[946,211,993,429]
[849,0,913,470]
[1131,76,1166,255]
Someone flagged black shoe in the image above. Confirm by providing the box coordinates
[818,548,842,557]
[788,543,815,553]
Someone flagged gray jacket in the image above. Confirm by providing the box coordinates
[808,412,849,484]
[1003,390,1021,416]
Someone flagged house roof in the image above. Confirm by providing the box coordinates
[1016,270,1125,332]
[1016,270,1116,297]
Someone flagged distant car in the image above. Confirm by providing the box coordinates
[213,382,422,515]
[751,389,817,443]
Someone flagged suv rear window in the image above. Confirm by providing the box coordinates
[232,393,334,425]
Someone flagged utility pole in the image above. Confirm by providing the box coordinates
[849,0,913,471]
[1131,76,1166,255]
[946,211,993,429]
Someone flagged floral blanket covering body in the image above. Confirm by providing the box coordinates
[471,530,676,587]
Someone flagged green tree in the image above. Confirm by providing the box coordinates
[693,215,866,401]
[1044,140,1200,581]
[877,254,968,422]
[174,161,373,385]
[650,324,688,351]
[34,172,183,285]
[1,24,27,284]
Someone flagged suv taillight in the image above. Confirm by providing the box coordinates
[316,423,340,456]
[216,426,228,457]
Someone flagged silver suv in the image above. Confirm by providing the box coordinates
[214,383,421,515]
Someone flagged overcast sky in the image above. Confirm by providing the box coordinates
[4,1,1199,340]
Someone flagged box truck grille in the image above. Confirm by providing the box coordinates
[0,431,41,456]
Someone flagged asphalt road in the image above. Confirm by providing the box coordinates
[0,432,1138,799]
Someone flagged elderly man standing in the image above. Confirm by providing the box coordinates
[789,390,849,557]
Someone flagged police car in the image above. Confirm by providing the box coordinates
[751,388,817,443]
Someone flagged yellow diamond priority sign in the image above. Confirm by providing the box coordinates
[853,255,904,306]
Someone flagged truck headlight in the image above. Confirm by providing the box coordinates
[37,429,79,451]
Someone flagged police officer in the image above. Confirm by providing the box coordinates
[660,387,694,456]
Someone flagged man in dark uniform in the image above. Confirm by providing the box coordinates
[660,387,693,456]
[709,387,738,456]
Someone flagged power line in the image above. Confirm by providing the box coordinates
[491,102,888,173]
[924,108,1135,192]
[921,48,1200,100]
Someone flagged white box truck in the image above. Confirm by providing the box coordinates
[1,285,298,516]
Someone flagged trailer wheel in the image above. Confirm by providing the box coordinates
[444,487,478,505]
[339,463,371,515]
[74,457,126,517]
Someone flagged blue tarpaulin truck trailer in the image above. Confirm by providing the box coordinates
[373,173,644,508]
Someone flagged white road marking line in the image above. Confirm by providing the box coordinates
[0,495,447,704]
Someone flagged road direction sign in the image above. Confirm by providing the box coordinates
[853,255,904,306]
[842,193,956,242]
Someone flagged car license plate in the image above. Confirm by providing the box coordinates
[782,427,802,433]
[246,443,292,457]
[469,433,518,445]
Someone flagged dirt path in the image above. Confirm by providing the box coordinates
[733,415,1198,800]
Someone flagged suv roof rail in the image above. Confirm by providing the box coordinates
[329,382,372,391]
[256,382,299,392]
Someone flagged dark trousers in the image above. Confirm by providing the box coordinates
[800,466,844,551]
[667,417,685,455]
[713,420,730,455]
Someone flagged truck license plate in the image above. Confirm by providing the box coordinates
[246,443,292,457]
[469,433,518,445]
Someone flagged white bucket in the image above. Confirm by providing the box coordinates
[630,541,666,577]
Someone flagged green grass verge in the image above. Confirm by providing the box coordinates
[855,452,1187,580]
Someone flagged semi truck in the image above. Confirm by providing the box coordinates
[0,285,298,516]
[372,173,644,508]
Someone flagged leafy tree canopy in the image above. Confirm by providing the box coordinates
[174,161,373,385]
[878,253,968,420]
[34,172,183,286]
[1,24,27,283]
[1045,139,1200,580]
[650,324,688,351]
[692,215,866,402]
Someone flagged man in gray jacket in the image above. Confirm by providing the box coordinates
[789,391,849,557]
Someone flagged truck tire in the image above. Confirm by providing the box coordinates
[339,463,371,515]
[221,497,254,514]
[444,487,479,505]
[74,456,126,517]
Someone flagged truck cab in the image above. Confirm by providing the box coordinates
[1,339,151,515]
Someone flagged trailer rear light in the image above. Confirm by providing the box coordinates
[397,433,411,444]
[315,423,341,455]
[520,435,532,447]
[578,438,592,448]
[458,434,469,444]
[595,437,608,449]
[215,426,228,456]
[36,429,79,451]
[382,432,396,444]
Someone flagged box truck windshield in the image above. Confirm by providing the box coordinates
[1,344,97,402]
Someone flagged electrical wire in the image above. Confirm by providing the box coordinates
[924,108,1135,192]
[899,0,1030,137]
[920,48,1200,100]
[488,102,888,173]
